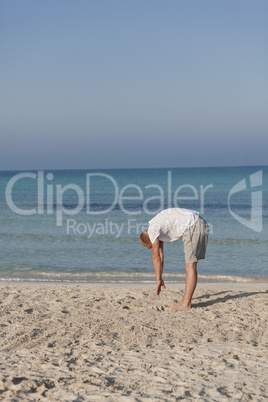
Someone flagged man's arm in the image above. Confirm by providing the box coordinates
[152,239,165,295]
[159,240,164,275]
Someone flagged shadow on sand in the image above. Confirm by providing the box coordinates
[192,290,268,308]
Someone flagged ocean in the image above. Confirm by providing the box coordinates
[0,166,267,283]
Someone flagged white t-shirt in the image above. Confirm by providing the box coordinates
[148,208,199,244]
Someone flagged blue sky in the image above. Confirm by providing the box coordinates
[1,0,267,170]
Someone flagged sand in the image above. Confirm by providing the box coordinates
[0,281,267,401]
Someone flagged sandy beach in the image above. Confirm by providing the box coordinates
[0,281,267,401]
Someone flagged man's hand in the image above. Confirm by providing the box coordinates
[156,279,166,295]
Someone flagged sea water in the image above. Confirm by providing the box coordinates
[0,166,267,282]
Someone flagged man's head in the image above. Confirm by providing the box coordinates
[140,229,152,249]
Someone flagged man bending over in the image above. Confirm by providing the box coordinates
[140,208,208,311]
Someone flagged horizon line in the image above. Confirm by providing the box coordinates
[0,164,267,173]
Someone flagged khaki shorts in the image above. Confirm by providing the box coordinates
[182,217,208,263]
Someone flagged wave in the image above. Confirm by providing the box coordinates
[0,271,267,283]
[0,233,267,245]
[208,239,268,245]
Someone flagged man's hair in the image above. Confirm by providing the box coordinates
[140,229,151,247]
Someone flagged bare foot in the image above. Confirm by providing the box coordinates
[169,302,191,311]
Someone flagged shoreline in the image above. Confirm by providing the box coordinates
[1,273,268,285]
[1,279,268,289]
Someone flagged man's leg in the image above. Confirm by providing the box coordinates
[170,262,197,311]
